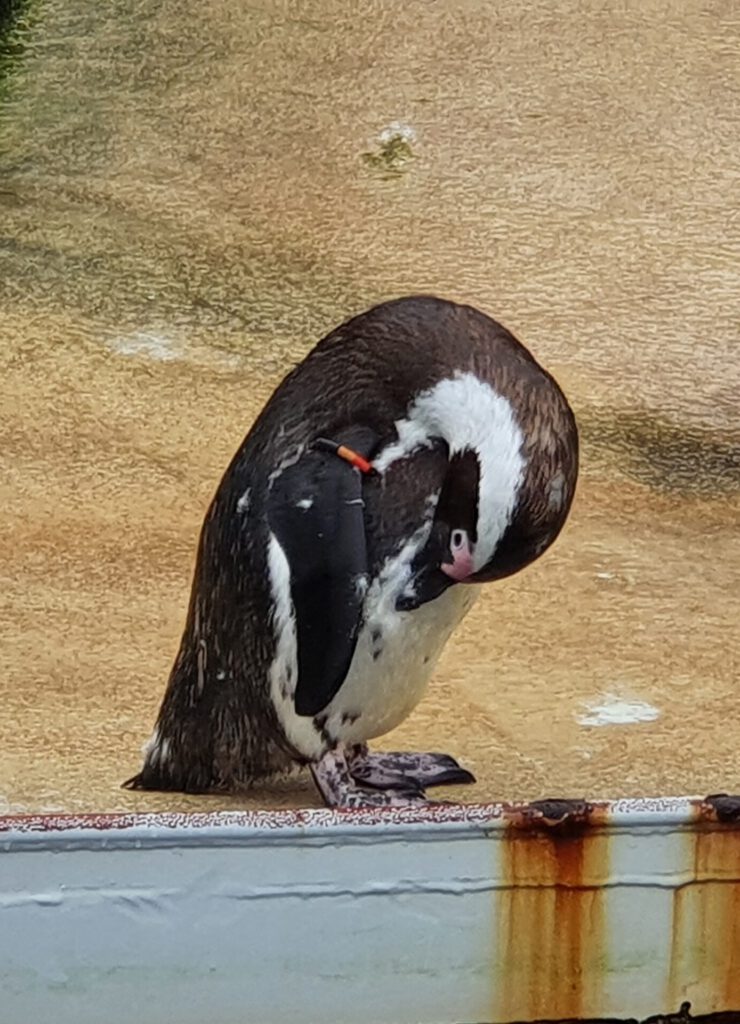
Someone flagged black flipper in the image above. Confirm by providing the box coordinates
[268,447,368,717]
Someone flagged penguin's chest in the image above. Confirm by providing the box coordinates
[323,580,478,746]
[270,532,478,759]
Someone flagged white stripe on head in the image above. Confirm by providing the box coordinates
[374,372,525,570]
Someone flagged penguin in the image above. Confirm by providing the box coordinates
[124,296,578,808]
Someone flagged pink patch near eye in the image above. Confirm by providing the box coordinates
[442,535,475,581]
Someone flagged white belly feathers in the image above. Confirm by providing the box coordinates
[268,528,478,760]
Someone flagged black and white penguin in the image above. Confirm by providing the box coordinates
[125,296,578,807]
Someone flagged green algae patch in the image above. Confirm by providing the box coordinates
[362,121,417,178]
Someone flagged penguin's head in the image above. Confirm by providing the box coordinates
[397,381,578,611]
[424,448,481,583]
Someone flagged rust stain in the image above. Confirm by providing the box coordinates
[701,794,740,826]
[496,800,611,1022]
[668,807,740,1012]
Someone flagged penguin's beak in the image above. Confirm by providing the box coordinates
[396,564,453,612]
[395,521,465,611]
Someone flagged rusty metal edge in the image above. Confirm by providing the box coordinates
[1,793,739,850]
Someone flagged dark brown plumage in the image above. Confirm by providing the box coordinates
[124,296,578,803]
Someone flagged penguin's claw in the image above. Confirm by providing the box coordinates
[310,748,428,808]
[349,748,476,790]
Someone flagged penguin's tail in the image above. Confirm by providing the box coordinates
[121,771,147,790]
[121,764,171,791]
[121,728,183,791]
[121,761,197,792]
[121,764,212,793]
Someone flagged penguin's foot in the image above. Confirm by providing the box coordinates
[348,745,476,790]
[310,747,427,808]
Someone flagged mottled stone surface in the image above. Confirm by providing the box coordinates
[1,0,738,814]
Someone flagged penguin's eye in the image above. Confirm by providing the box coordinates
[451,529,467,552]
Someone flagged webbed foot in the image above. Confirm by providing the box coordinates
[348,745,476,791]
[310,747,427,808]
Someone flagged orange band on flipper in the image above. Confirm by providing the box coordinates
[336,445,374,475]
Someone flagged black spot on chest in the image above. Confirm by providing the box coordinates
[370,627,384,661]
[313,713,336,748]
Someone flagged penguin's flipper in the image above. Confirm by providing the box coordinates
[268,449,368,717]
